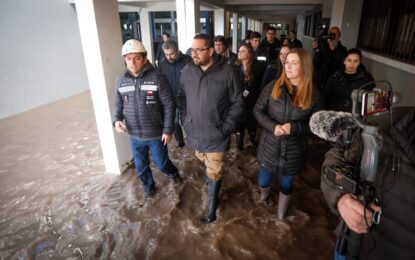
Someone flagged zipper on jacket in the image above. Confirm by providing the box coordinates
[134,78,142,137]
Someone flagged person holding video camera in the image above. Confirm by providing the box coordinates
[320,107,415,259]
[313,26,347,91]
[323,48,375,112]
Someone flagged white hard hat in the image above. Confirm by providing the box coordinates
[121,39,146,56]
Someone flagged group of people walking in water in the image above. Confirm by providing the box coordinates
[113,23,415,259]
[113,25,375,223]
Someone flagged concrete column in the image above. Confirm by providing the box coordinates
[232,13,238,53]
[255,20,260,32]
[75,0,131,174]
[249,18,257,31]
[214,8,225,36]
[340,0,364,49]
[322,0,333,18]
[171,11,176,36]
[176,0,187,52]
[225,11,231,37]
[255,20,262,33]
[330,0,346,29]
[176,0,200,52]
[139,8,154,63]
[241,16,246,40]
[296,14,305,40]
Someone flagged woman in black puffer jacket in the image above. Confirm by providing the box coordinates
[323,48,375,112]
[253,48,315,219]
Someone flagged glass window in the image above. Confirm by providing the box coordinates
[358,0,415,64]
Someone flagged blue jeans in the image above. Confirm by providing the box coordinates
[258,167,294,195]
[130,137,178,191]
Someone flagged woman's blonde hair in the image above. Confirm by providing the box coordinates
[271,48,313,110]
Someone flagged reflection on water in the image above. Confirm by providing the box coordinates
[0,92,337,259]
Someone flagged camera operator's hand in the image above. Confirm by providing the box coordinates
[337,194,381,234]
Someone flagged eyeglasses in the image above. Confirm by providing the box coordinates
[190,47,209,54]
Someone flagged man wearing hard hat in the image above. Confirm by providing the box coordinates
[113,39,180,198]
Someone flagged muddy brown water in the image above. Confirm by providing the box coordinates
[0,92,337,259]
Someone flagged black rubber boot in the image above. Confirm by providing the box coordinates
[203,178,222,223]
[138,171,156,198]
[161,161,181,184]
[236,132,244,151]
[171,173,183,184]
[174,126,185,147]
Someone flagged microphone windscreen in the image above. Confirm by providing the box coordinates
[310,111,357,142]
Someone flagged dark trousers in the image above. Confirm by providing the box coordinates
[130,137,178,191]
[258,167,294,195]
[173,108,184,145]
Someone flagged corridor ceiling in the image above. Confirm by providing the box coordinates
[119,0,323,23]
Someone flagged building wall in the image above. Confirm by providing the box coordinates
[363,57,415,107]
[0,0,88,119]
[340,0,363,49]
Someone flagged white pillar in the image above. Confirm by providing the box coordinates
[232,13,238,53]
[296,14,305,40]
[254,20,259,32]
[176,0,186,52]
[214,8,225,36]
[241,16,246,40]
[330,0,346,29]
[255,20,260,32]
[322,0,333,18]
[75,0,131,174]
[259,20,264,33]
[248,18,256,31]
[170,11,176,35]
[340,0,364,49]
[139,8,154,63]
[176,0,200,53]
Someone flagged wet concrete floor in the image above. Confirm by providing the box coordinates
[0,91,337,259]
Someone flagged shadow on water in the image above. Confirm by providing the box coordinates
[0,92,337,259]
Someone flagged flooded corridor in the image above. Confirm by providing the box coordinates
[0,91,337,259]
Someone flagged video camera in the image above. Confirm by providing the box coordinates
[322,83,393,185]
[311,82,394,259]
[314,31,336,51]
[319,33,336,41]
